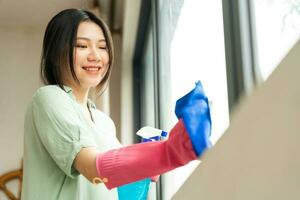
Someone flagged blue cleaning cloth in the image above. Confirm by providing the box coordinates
[175,81,212,157]
[117,178,151,200]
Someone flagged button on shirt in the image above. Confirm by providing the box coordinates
[22,85,122,200]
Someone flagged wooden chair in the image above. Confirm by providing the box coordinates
[0,167,23,200]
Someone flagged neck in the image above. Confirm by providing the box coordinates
[69,84,90,106]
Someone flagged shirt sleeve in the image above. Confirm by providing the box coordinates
[32,87,97,178]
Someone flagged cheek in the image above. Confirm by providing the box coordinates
[103,52,110,65]
[74,51,83,65]
[104,54,110,69]
[73,53,87,74]
[101,53,110,71]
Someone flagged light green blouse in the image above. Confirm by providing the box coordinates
[22,85,122,200]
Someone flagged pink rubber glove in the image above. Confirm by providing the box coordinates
[95,119,197,189]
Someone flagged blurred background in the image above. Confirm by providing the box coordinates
[0,0,299,199]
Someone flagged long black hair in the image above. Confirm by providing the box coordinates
[41,8,114,94]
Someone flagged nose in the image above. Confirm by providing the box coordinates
[87,47,101,62]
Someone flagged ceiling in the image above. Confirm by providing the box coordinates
[0,0,98,28]
[0,0,137,61]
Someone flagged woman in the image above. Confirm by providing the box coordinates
[22,9,211,200]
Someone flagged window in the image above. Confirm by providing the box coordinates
[156,0,229,199]
[137,1,300,199]
[252,0,300,80]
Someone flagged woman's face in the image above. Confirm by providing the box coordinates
[71,21,109,89]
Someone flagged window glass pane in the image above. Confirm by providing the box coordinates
[157,0,229,199]
[253,0,300,80]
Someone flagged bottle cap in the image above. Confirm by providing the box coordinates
[161,131,168,137]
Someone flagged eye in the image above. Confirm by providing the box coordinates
[98,46,107,50]
[76,44,87,48]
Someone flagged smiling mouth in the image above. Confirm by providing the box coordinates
[82,66,101,71]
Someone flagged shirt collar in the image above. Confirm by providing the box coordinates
[62,85,96,109]
[62,85,72,93]
[87,99,97,109]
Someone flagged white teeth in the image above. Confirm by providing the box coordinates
[83,67,100,71]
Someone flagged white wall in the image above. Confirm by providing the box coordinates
[0,27,43,199]
[0,26,43,173]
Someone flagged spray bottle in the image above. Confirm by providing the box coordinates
[118,127,168,200]
[136,126,168,142]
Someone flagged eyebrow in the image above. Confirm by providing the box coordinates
[76,37,106,42]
